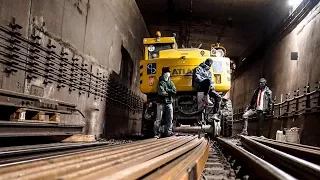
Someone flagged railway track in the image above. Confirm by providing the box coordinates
[0,135,209,180]
[214,137,295,180]
[240,135,320,180]
[248,136,320,165]
[0,142,115,165]
[0,135,319,180]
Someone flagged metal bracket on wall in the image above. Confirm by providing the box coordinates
[106,76,143,113]
[0,120,83,137]
[0,89,78,114]
[0,24,108,98]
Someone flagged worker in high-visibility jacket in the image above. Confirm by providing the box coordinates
[241,78,274,136]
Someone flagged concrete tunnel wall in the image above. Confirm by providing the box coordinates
[0,0,149,138]
[231,3,320,146]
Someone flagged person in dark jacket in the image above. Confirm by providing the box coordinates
[193,58,222,120]
[154,66,176,138]
[241,78,274,136]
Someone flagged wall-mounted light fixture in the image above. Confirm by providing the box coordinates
[288,0,303,10]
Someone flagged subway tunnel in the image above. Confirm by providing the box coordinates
[0,0,319,148]
[136,0,320,146]
[1,0,320,179]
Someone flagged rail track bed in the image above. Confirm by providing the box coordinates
[0,135,319,180]
[203,135,320,180]
[201,142,234,180]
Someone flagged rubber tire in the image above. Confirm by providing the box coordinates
[221,99,233,137]
[141,118,155,138]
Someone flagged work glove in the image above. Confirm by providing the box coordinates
[166,89,174,94]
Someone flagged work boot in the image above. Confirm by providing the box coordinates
[212,102,221,121]
[212,114,220,121]
[167,132,175,137]
[203,95,213,105]
[237,132,247,137]
[241,130,248,136]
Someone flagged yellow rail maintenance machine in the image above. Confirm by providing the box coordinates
[140,31,233,137]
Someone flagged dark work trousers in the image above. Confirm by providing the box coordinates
[199,79,222,103]
[257,110,264,136]
[154,103,173,137]
[242,109,264,136]
[198,79,222,113]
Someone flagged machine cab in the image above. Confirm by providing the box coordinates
[140,31,231,94]
[143,31,178,60]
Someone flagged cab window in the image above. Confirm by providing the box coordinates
[148,44,172,59]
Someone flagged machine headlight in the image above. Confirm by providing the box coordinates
[211,48,216,55]
[148,45,155,52]
[215,49,225,57]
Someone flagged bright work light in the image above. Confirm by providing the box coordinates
[288,0,303,8]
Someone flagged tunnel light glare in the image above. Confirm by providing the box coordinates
[288,0,303,8]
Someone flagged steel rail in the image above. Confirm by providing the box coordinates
[217,137,296,180]
[57,136,194,180]
[0,136,194,180]
[0,137,177,175]
[241,135,320,180]
[142,144,199,180]
[86,137,204,180]
[170,138,209,180]
[143,137,210,180]
[249,136,320,165]
[0,142,111,157]
[250,136,320,151]
[0,137,163,157]
[5,135,316,180]
[0,138,164,165]
[0,142,78,152]
[0,138,180,179]
[0,144,116,166]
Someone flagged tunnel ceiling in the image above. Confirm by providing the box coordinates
[136,0,284,59]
